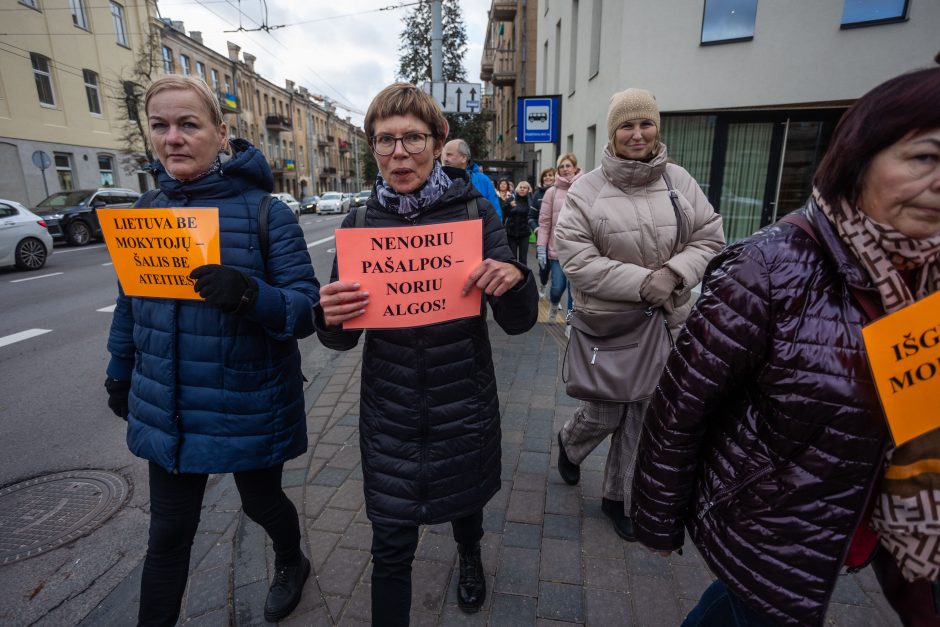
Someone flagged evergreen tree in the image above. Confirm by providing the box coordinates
[397,0,490,159]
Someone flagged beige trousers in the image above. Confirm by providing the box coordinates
[559,399,650,508]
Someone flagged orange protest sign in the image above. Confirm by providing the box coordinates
[862,289,940,446]
[98,208,220,300]
[335,219,483,329]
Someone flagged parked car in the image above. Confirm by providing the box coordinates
[301,195,319,214]
[0,199,53,270]
[341,193,353,213]
[351,190,371,209]
[32,188,140,246]
[318,191,345,215]
[271,192,301,218]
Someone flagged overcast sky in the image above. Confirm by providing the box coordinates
[156,0,492,124]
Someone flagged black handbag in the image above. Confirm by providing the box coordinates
[561,172,685,403]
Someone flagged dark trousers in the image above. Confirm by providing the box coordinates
[370,511,483,627]
[873,548,940,626]
[138,462,301,627]
[682,579,777,627]
[506,235,530,265]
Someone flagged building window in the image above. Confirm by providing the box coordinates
[210,69,220,92]
[83,69,101,114]
[701,0,757,45]
[180,54,191,75]
[55,153,74,190]
[195,61,206,82]
[20,0,40,9]
[70,0,88,29]
[224,75,232,94]
[568,0,579,96]
[585,125,596,171]
[161,46,174,73]
[98,155,115,186]
[589,0,602,78]
[31,53,55,106]
[553,20,561,94]
[841,0,908,28]
[111,2,128,46]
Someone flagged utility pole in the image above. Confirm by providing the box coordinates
[430,0,442,82]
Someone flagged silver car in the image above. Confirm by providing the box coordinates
[0,198,54,270]
[271,192,301,219]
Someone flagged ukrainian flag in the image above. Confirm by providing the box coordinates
[223,92,237,109]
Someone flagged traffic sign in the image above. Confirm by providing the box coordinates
[31,150,52,170]
[517,96,561,143]
[421,81,483,114]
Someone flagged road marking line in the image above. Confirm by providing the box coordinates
[101,262,113,266]
[53,244,107,254]
[10,272,63,283]
[0,328,51,349]
[97,304,116,313]
[307,235,335,249]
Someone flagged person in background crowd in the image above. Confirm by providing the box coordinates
[632,66,940,627]
[315,83,538,626]
[529,167,556,298]
[553,88,723,541]
[496,178,514,223]
[538,154,582,320]
[442,138,502,219]
[504,180,534,264]
[104,75,319,626]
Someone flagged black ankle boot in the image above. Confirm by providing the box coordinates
[457,542,486,613]
[557,432,580,485]
[601,498,636,542]
[264,554,311,622]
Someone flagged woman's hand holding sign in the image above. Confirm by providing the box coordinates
[320,281,369,327]
[463,259,523,297]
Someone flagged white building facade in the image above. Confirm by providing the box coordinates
[535,0,939,240]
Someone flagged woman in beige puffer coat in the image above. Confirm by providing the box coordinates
[552,88,725,540]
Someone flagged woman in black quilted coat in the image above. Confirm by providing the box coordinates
[632,67,940,627]
[315,83,538,626]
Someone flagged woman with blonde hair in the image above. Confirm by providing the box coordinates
[538,154,583,320]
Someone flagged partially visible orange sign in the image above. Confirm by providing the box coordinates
[98,208,220,300]
[335,220,483,329]
[863,290,940,446]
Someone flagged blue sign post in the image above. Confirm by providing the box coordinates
[516,96,561,144]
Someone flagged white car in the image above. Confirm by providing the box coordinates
[271,192,301,219]
[0,198,53,271]
[318,191,345,215]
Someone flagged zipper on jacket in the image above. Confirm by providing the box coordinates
[417,331,430,524]
[697,463,775,520]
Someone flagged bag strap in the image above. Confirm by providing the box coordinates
[258,195,272,263]
[779,212,883,322]
[354,205,367,227]
[466,198,479,220]
[662,171,684,256]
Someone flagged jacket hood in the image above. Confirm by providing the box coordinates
[601,143,668,191]
[467,161,483,174]
[152,138,273,200]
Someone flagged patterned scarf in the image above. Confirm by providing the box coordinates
[374,162,452,220]
[165,155,224,183]
[815,190,940,581]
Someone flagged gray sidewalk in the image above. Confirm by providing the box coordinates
[83,302,901,626]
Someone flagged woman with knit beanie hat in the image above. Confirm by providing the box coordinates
[552,88,724,540]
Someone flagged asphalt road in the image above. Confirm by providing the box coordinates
[0,211,344,487]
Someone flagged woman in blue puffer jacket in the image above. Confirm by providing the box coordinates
[104,76,319,626]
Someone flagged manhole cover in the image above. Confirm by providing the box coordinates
[0,470,129,565]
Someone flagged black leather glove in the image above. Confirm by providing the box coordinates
[190,264,258,314]
[104,377,131,420]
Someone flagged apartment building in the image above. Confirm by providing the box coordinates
[0,4,365,206]
[534,0,939,241]
[0,0,158,205]
[479,0,539,179]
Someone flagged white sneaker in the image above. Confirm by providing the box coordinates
[548,305,559,321]
[539,284,549,299]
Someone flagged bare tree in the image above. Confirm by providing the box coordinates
[110,26,160,175]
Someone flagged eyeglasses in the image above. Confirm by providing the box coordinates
[371,132,433,156]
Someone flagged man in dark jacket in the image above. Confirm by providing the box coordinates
[442,138,502,219]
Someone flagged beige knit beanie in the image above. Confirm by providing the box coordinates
[607,88,660,144]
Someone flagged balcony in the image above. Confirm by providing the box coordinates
[326,133,335,141]
[491,0,517,21]
[317,134,330,146]
[269,159,284,173]
[265,114,292,132]
[480,47,494,82]
[338,140,350,153]
[492,48,515,86]
[323,166,337,175]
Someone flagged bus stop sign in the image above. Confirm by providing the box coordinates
[517,96,560,144]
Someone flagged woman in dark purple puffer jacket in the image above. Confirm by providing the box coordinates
[632,66,940,627]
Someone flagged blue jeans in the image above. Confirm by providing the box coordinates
[548,259,572,311]
[682,580,777,627]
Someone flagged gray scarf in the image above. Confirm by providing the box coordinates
[374,162,452,220]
